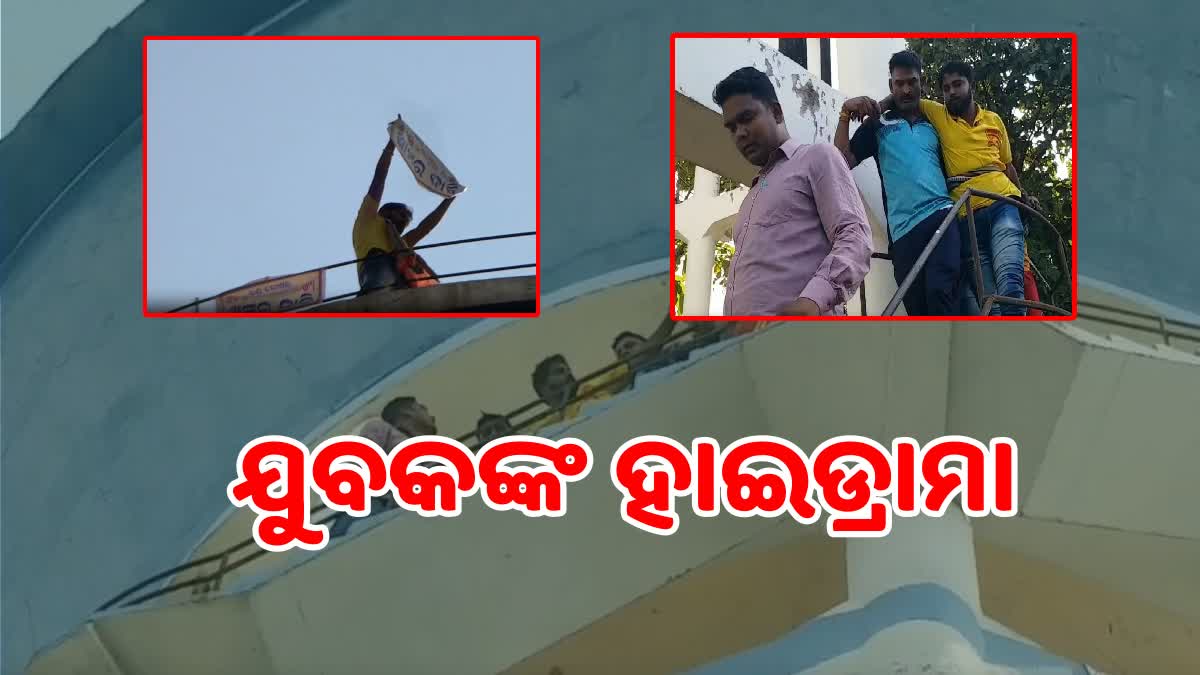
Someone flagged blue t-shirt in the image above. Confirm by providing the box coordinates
[850,112,953,242]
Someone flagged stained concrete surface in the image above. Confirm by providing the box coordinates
[2,1,1198,673]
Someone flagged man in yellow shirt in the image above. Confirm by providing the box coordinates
[524,354,631,434]
[353,139,457,294]
[878,62,1030,316]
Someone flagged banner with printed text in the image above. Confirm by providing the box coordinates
[387,115,467,199]
[215,270,326,313]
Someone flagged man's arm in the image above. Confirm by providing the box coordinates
[879,95,945,121]
[834,98,880,170]
[646,314,676,349]
[781,144,873,315]
[368,141,395,201]
[1004,163,1023,190]
[834,108,856,167]
[401,197,456,248]
[995,117,1024,190]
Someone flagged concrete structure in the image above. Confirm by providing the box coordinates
[5,6,1200,675]
[22,271,1200,673]
[676,37,1087,318]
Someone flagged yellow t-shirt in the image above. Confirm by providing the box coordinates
[352,195,395,273]
[527,363,632,434]
[918,99,1021,216]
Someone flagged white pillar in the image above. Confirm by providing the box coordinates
[845,508,981,616]
[683,234,716,316]
[694,166,720,197]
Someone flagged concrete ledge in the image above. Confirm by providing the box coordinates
[301,275,537,314]
[0,0,307,268]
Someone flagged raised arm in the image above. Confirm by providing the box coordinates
[368,140,396,201]
[834,106,856,168]
[401,197,456,248]
[646,313,677,350]
[835,96,880,170]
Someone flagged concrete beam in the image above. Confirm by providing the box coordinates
[300,275,537,314]
[0,0,305,271]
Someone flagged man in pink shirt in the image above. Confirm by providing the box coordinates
[714,67,873,317]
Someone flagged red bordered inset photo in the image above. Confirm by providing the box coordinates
[143,35,540,318]
[670,33,1077,324]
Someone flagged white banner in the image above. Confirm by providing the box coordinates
[387,115,467,199]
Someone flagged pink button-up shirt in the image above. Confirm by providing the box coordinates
[723,139,873,316]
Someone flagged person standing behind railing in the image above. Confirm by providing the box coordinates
[836,51,961,316]
[526,355,630,433]
[329,396,438,537]
[712,67,873,317]
[352,137,457,295]
[880,62,1030,316]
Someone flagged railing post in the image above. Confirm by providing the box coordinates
[965,200,986,314]
[1159,315,1172,345]
[212,552,230,594]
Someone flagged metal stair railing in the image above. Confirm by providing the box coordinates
[878,189,1072,317]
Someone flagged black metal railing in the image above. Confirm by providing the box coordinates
[165,231,537,314]
[95,323,719,613]
[1077,301,1200,348]
[95,287,1198,614]
[880,189,1072,317]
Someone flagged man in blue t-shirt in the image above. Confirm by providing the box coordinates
[833,50,960,316]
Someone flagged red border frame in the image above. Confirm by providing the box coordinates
[669,32,1078,323]
[142,35,541,319]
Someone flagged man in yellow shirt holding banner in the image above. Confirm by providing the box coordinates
[878,61,1032,316]
[352,115,464,295]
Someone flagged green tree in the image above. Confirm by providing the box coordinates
[906,38,1074,309]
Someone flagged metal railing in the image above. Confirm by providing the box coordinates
[166,231,537,314]
[95,286,1200,614]
[879,189,1072,317]
[96,323,717,613]
[1077,301,1200,348]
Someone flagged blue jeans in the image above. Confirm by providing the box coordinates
[957,202,1027,316]
[891,208,961,316]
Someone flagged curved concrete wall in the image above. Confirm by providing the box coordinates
[3,2,1200,674]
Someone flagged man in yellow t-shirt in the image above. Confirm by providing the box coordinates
[524,354,632,434]
[353,139,457,294]
[882,61,1030,316]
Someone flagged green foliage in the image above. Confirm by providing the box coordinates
[675,159,740,203]
[674,238,735,311]
[675,160,695,203]
[906,38,1074,309]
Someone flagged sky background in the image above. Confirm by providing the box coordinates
[145,38,537,308]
